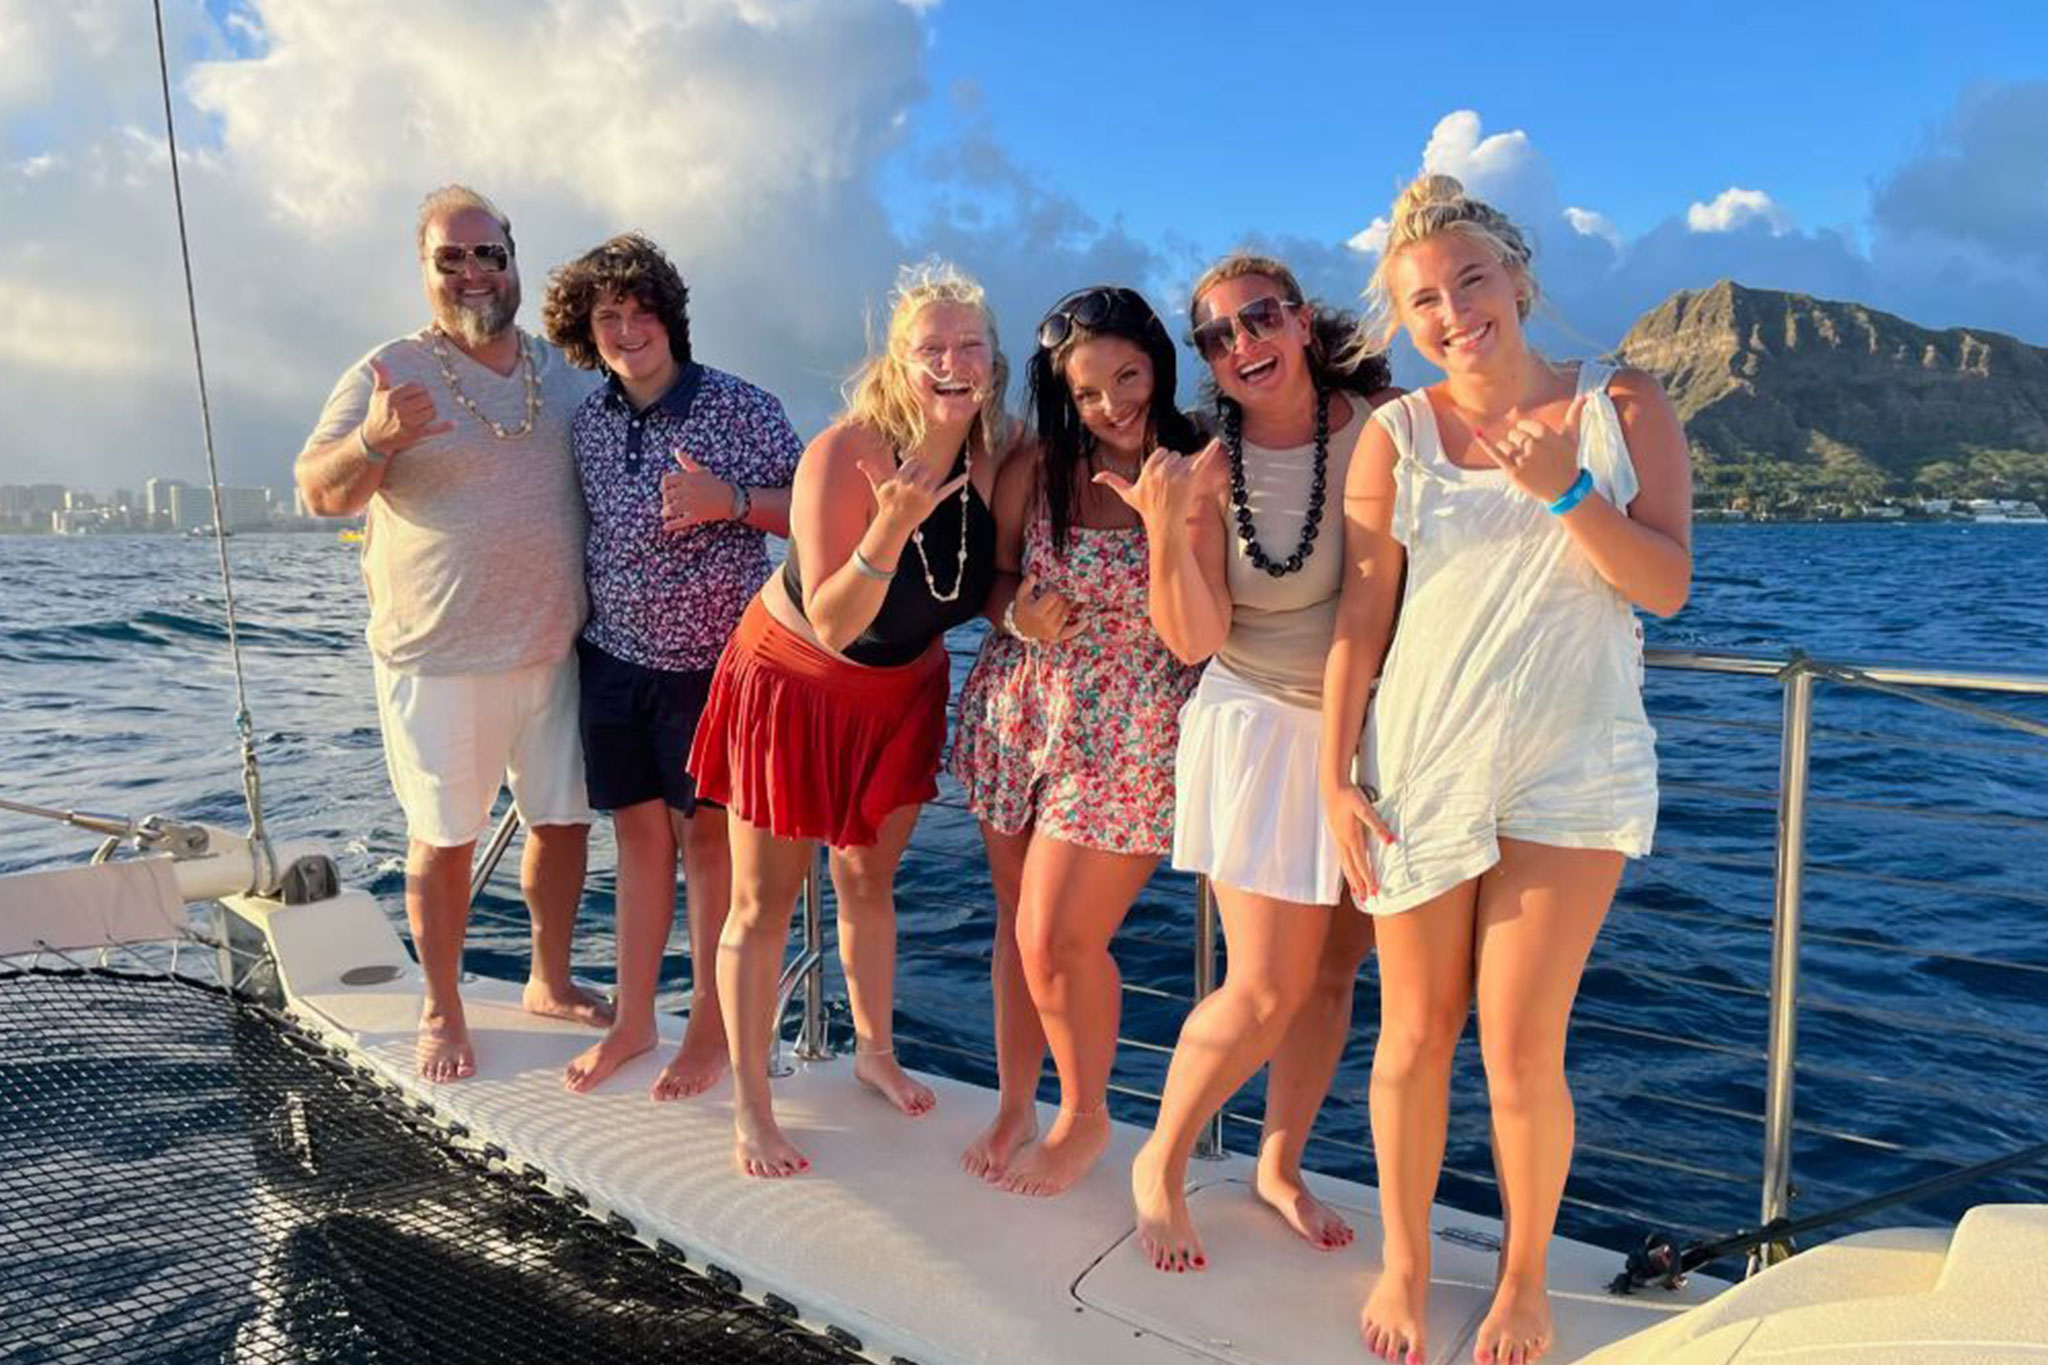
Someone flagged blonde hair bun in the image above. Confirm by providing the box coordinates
[1391,173,1468,234]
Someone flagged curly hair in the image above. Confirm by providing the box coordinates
[1028,286,1201,554]
[841,258,1010,459]
[541,233,692,373]
[1188,252,1392,407]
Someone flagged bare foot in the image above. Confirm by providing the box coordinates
[1361,1262,1429,1364]
[522,977,615,1028]
[1473,1274,1552,1365]
[562,1021,656,1093]
[1255,1164,1356,1250]
[1001,1107,1111,1197]
[961,1106,1037,1181]
[854,1049,936,1117]
[1130,1140,1205,1272]
[651,1018,727,1102]
[732,1110,810,1179]
[416,1011,475,1083]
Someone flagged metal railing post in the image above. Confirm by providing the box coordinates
[771,845,832,1076]
[1192,876,1226,1161]
[1754,665,1815,1273]
[469,806,522,904]
[796,844,831,1061]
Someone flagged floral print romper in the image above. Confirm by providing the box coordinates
[951,496,1202,855]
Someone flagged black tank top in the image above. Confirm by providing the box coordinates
[781,445,998,667]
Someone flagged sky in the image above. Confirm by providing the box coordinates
[3,0,2047,492]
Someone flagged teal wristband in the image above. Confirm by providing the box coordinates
[1547,468,1595,515]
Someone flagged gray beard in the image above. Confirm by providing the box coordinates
[436,284,519,349]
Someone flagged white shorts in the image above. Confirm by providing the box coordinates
[1171,662,1344,907]
[372,652,594,848]
[1360,711,1658,918]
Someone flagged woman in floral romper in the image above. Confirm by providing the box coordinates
[952,287,1202,1196]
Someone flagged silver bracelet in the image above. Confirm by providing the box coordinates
[355,424,388,464]
[727,481,752,522]
[851,547,896,581]
[1001,596,1023,638]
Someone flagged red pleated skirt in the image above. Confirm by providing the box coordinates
[686,598,950,849]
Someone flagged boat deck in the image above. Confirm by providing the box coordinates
[246,887,1719,1364]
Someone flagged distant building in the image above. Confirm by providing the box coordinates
[166,483,210,532]
[220,486,271,532]
[145,477,188,525]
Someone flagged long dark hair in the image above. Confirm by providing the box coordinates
[1028,286,1202,554]
[1188,252,1393,425]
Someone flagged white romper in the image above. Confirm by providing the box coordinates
[1358,362,1658,917]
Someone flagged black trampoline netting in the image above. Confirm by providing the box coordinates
[0,965,865,1365]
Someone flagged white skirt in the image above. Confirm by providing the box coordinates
[1171,661,1344,907]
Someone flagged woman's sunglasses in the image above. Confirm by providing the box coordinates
[1190,295,1295,362]
[1037,286,1152,351]
[429,243,513,275]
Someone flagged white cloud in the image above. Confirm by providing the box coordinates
[1,0,934,489]
[1347,219,1389,255]
[1420,110,1542,203]
[1686,187,1793,236]
[1565,206,1623,252]
[0,0,1173,490]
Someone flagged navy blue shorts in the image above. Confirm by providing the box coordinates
[576,638,720,815]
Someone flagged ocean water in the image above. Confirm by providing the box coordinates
[3,524,2046,1266]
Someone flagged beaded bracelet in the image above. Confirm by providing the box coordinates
[1548,468,1595,516]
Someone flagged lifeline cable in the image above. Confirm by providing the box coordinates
[149,0,276,889]
[1610,1137,2048,1294]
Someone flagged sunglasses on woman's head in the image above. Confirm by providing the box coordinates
[1190,295,1295,363]
[1037,286,1151,351]
[429,243,512,275]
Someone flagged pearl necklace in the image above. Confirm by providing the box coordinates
[907,442,973,603]
[427,329,543,440]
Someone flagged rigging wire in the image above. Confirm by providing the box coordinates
[150,0,274,890]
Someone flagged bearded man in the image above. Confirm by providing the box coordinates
[296,184,610,1081]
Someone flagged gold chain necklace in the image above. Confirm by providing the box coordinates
[427,329,542,439]
[907,442,973,603]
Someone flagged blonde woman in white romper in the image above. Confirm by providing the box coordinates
[1321,177,1692,1365]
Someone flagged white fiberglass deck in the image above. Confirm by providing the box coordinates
[232,886,1717,1364]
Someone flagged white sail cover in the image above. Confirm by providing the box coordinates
[0,857,190,954]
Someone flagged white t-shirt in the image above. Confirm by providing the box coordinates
[302,327,598,675]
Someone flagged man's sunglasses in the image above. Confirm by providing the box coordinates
[429,243,513,275]
[1037,286,1151,351]
[1190,295,1296,363]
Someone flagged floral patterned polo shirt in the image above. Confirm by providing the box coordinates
[574,363,803,672]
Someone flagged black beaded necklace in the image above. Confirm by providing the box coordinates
[1223,388,1329,577]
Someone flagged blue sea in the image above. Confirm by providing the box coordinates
[3,524,2046,1267]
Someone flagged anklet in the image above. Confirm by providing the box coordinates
[855,1045,896,1058]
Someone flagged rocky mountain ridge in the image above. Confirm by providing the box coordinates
[1616,281,2048,503]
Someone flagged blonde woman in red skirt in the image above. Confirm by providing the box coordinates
[688,261,1019,1178]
